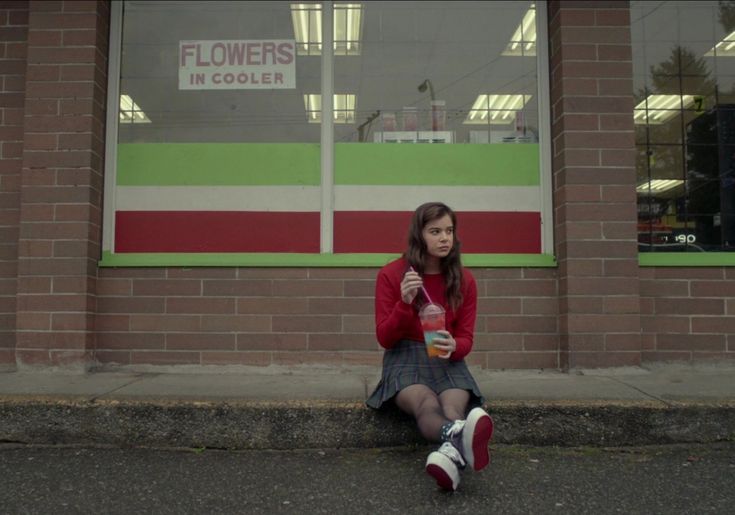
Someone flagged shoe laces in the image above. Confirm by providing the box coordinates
[443,419,465,439]
[438,441,466,468]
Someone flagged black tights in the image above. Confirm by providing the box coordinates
[394,384,470,443]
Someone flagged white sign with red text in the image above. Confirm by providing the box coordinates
[179,40,296,90]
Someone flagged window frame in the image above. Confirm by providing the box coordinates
[100,0,555,267]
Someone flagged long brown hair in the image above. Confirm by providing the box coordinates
[403,202,464,311]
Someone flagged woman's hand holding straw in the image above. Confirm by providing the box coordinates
[409,266,434,305]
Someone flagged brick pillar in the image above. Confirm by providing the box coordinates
[15,0,109,369]
[0,1,28,369]
[548,1,641,369]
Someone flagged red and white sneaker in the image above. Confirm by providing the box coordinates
[461,407,494,471]
[425,442,466,491]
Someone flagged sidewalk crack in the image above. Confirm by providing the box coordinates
[603,376,674,407]
[88,373,159,403]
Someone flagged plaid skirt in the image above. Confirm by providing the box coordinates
[366,339,485,410]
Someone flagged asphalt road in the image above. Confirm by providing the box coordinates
[1,442,733,514]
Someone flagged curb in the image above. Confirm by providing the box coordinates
[2,397,734,449]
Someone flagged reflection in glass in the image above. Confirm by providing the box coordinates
[632,0,735,250]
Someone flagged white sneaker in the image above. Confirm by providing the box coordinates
[425,441,466,491]
[461,407,494,471]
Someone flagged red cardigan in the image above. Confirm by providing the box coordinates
[374,257,478,361]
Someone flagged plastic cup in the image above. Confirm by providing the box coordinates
[419,303,446,358]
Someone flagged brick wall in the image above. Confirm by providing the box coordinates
[548,0,641,369]
[641,268,735,362]
[95,267,559,369]
[0,0,27,368]
[1,0,733,371]
[14,0,108,369]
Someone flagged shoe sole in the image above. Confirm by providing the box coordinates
[425,453,459,491]
[463,408,494,471]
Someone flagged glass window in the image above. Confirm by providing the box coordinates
[632,0,735,251]
[104,0,548,262]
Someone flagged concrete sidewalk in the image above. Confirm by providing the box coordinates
[1,363,734,450]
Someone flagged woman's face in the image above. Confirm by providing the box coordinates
[422,214,454,260]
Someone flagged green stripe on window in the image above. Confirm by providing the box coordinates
[117,143,321,186]
[116,142,540,187]
[639,252,735,267]
[335,143,540,186]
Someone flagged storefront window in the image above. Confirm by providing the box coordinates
[632,0,735,252]
[103,1,549,263]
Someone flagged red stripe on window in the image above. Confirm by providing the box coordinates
[333,211,541,253]
[115,211,320,253]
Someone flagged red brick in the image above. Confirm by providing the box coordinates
[473,333,523,351]
[130,315,200,332]
[15,311,50,329]
[597,44,632,61]
[237,333,307,351]
[166,297,234,314]
[657,334,726,352]
[132,279,201,296]
[691,281,735,297]
[603,296,640,314]
[27,29,60,46]
[131,351,200,365]
[200,315,270,332]
[692,317,735,333]
[31,12,98,29]
[523,334,559,352]
[553,148,600,167]
[308,297,372,315]
[238,297,308,315]
[560,296,603,314]
[166,333,235,351]
[238,268,306,279]
[485,279,556,296]
[598,79,633,97]
[202,279,271,296]
[564,276,638,295]
[342,315,373,332]
[272,315,341,333]
[558,9,596,26]
[94,314,130,331]
[52,276,88,293]
[639,279,689,297]
[641,315,690,334]
[272,279,343,297]
[595,9,630,26]
[487,352,559,370]
[51,312,91,330]
[522,298,558,315]
[308,333,378,351]
[477,298,522,315]
[97,297,164,314]
[308,268,376,279]
[560,27,631,45]
[600,149,636,167]
[604,333,640,351]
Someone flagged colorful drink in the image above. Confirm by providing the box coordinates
[419,303,446,358]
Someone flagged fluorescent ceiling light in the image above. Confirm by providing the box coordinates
[636,179,684,194]
[633,95,694,125]
[303,94,356,123]
[291,3,363,56]
[119,94,151,124]
[502,3,536,56]
[463,94,533,125]
[705,30,735,56]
